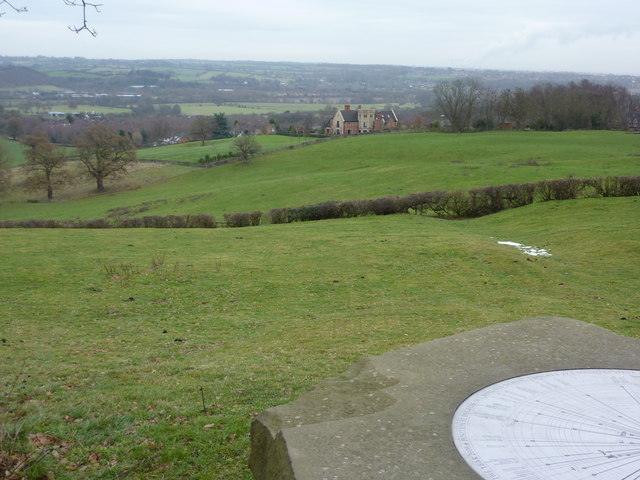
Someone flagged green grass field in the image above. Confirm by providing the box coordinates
[2,131,639,221]
[0,137,28,166]
[1,130,639,479]
[42,105,133,115]
[173,102,415,116]
[138,135,315,163]
[1,197,639,479]
[175,102,327,116]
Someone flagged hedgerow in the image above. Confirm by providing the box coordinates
[1,176,638,229]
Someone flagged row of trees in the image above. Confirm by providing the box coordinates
[433,78,637,132]
[1,123,265,200]
[190,113,232,145]
[16,125,136,199]
[0,108,308,150]
[0,110,194,147]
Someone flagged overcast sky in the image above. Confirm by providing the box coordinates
[1,0,639,76]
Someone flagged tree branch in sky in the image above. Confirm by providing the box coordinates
[1,0,101,36]
[0,0,27,17]
[63,0,102,37]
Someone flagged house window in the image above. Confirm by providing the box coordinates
[337,121,340,128]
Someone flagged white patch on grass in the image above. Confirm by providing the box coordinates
[497,241,552,257]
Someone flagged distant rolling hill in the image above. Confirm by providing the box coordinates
[0,64,50,87]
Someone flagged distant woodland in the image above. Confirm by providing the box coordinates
[1,56,639,145]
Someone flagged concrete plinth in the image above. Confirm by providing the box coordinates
[249,317,640,480]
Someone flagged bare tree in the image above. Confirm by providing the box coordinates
[6,115,24,140]
[1,0,101,36]
[77,124,136,192]
[476,88,499,131]
[23,132,66,200]
[63,0,102,36]
[233,136,261,164]
[432,78,484,132]
[509,88,531,130]
[0,0,26,16]
[190,116,214,146]
[151,118,173,144]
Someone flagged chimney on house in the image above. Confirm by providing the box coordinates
[358,105,362,110]
[344,105,351,111]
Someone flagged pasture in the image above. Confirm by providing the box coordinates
[137,135,315,163]
[0,137,28,166]
[1,130,639,479]
[41,105,133,115]
[173,102,415,116]
[1,198,639,479]
[174,103,328,116]
[2,130,639,221]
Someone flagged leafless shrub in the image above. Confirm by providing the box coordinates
[185,214,217,228]
[589,176,640,197]
[268,208,291,224]
[498,183,536,208]
[79,218,110,228]
[536,178,587,201]
[224,212,256,227]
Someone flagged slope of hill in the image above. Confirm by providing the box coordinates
[1,131,638,221]
[0,64,50,88]
[0,136,28,165]
[0,196,638,479]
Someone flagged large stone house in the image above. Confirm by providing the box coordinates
[326,104,398,135]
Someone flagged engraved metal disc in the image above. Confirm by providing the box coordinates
[452,369,640,480]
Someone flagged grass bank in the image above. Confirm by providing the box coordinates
[137,135,315,163]
[1,197,639,478]
[2,131,639,221]
[1,137,28,166]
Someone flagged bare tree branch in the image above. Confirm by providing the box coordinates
[0,0,27,17]
[63,0,102,37]
[1,1,101,37]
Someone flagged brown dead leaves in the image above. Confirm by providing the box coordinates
[27,433,68,449]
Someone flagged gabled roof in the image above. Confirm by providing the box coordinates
[378,110,398,122]
[341,110,359,122]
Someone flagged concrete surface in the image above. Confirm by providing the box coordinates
[249,317,640,480]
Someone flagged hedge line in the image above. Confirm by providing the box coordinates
[1,176,638,229]
[264,175,640,223]
[0,214,217,229]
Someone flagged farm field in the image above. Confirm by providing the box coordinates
[41,104,133,115]
[0,137,28,166]
[1,130,639,221]
[174,102,415,116]
[174,102,328,116]
[1,196,638,479]
[137,135,315,163]
[2,101,411,118]
[0,85,66,93]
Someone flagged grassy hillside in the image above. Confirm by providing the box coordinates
[138,135,315,163]
[1,197,638,479]
[174,102,327,115]
[173,102,415,116]
[0,137,28,166]
[1,131,639,221]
